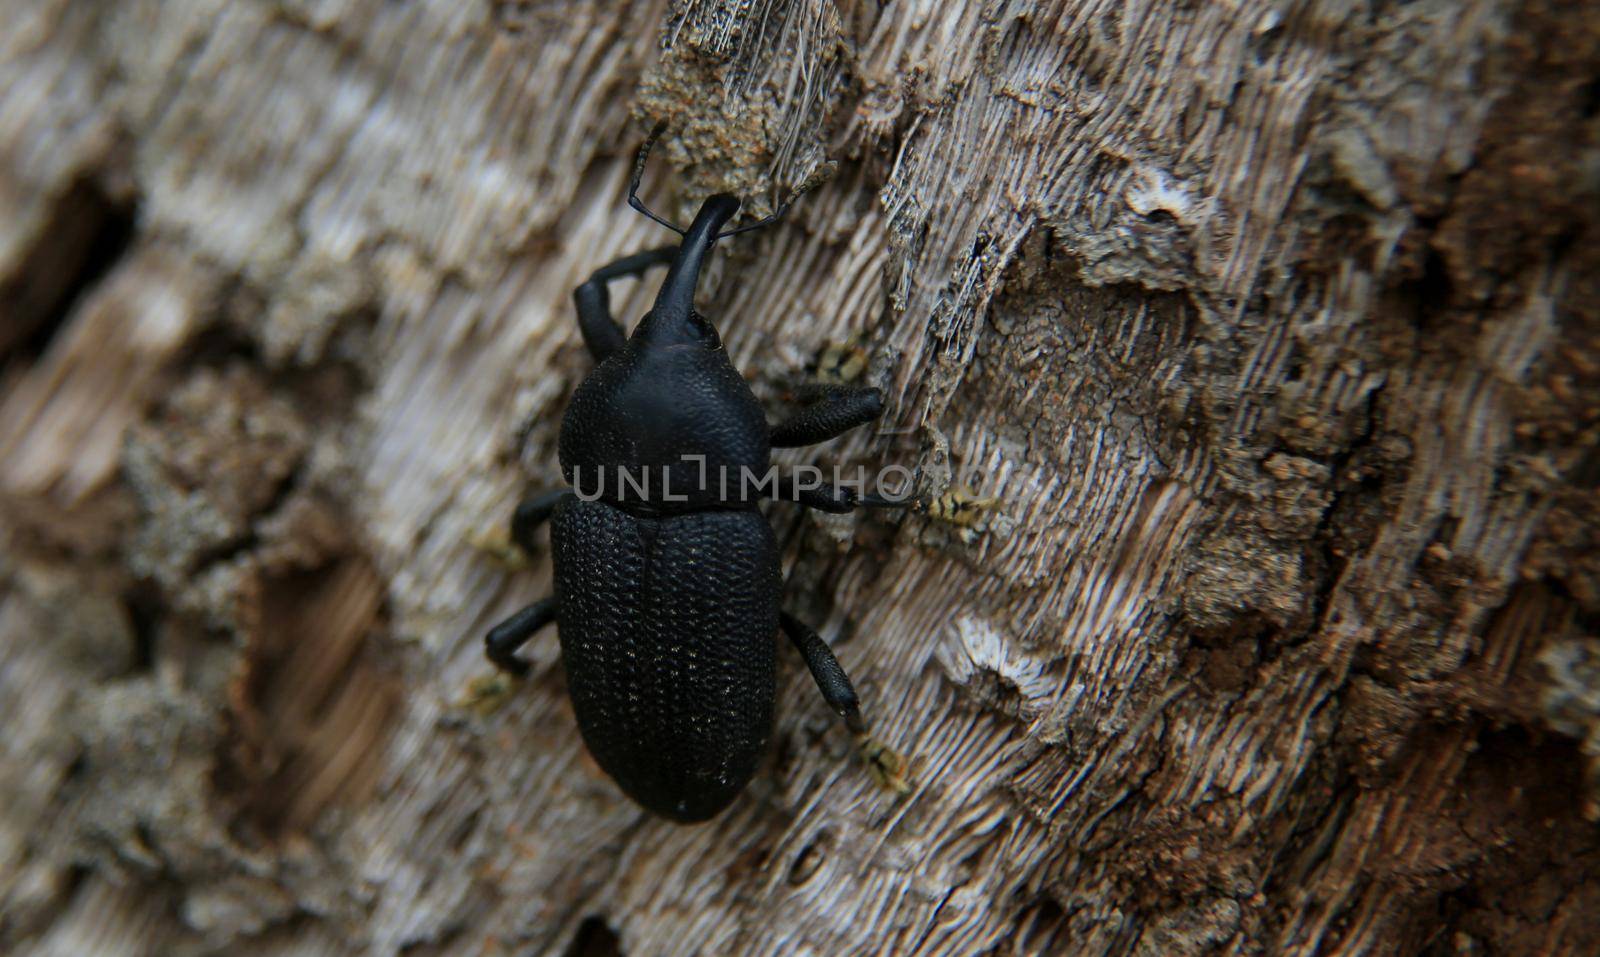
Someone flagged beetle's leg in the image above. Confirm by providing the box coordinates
[768,470,914,514]
[470,489,570,567]
[770,385,885,448]
[574,246,680,360]
[780,612,911,795]
[766,466,1000,535]
[780,612,865,732]
[511,489,569,554]
[485,596,558,677]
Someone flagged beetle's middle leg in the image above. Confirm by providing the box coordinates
[779,612,910,795]
[472,489,569,567]
[768,471,914,514]
[573,246,679,360]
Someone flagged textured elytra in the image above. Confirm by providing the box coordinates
[551,497,780,822]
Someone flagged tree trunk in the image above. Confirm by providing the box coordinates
[2,0,1597,954]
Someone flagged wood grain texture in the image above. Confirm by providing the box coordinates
[2,0,1597,954]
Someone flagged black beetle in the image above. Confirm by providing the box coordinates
[483,130,912,822]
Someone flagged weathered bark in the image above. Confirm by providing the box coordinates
[2,0,1598,954]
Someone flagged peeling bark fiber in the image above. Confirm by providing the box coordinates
[2,0,1599,955]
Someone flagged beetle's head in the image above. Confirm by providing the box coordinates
[632,307,723,350]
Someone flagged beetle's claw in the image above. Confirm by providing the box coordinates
[855,733,913,796]
[469,525,531,570]
[919,489,1001,529]
[457,670,524,717]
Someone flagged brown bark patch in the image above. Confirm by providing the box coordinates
[220,555,397,840]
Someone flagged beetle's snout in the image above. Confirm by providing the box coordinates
[703,193,741,225]
[649,194,744,332]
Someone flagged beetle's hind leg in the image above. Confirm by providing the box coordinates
[780,613,864,731]
[780,613,911,795]
[458,596,558,715]
[486,596,558,677]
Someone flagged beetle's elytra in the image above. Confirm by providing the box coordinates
[483,130,910,822]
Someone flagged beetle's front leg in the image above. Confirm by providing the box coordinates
[779,612,911,795]
[573,246,679,360]
[770,385,885,448]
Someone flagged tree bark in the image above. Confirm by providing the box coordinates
[2,0,1598,954]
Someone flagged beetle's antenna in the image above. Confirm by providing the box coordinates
[628,122,687,236]
[713,160,838,240]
